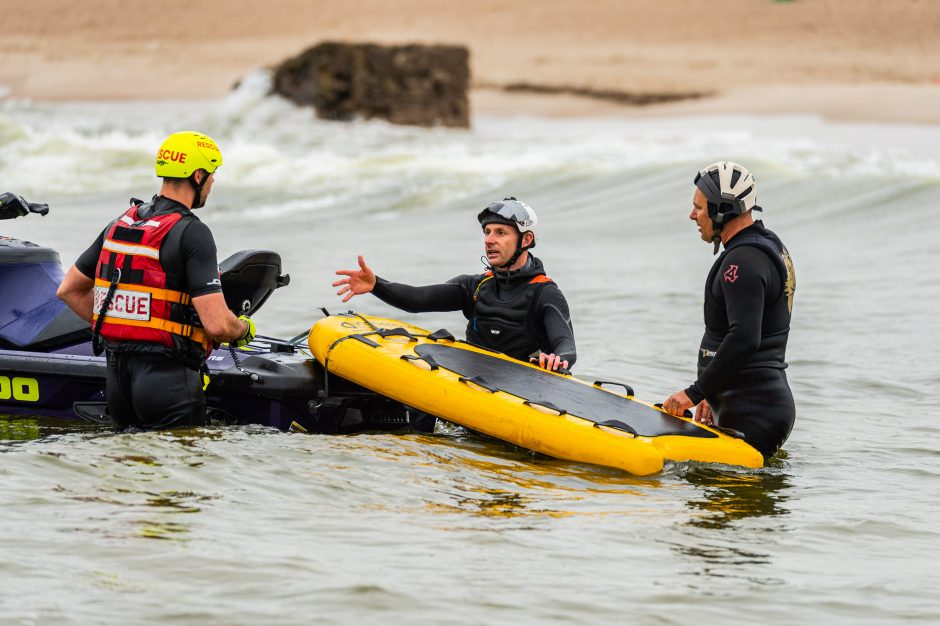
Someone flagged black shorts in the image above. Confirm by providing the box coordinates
[709,368,795,460]
[105,351,207,430]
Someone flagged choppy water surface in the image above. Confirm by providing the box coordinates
[2,76,939,624]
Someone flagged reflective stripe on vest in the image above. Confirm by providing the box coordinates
[102,239,161,260]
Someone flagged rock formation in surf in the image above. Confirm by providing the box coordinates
[272,42,470,128]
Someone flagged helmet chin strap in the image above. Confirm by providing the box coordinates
[188,171,209,209]
[501,246,526,271]
[493,238,534,273]
[709,207,724,255]
[482,253,520,274]
[710,207,756,254]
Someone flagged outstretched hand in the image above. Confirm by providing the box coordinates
[333,255,376,302]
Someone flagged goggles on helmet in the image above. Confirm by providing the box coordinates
[477,198,535,230]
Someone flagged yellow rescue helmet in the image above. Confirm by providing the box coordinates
[155,131,223,179]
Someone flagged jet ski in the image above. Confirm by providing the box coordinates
[0,193,434,434]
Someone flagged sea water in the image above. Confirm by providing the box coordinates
[1,73,939,625]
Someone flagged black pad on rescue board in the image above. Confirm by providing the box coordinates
[415,343,715,439]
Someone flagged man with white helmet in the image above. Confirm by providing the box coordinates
[662,162,796,460]
[334,197,576,371]
[57,131,256,430]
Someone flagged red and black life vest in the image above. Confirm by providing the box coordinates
[92,203,212,360]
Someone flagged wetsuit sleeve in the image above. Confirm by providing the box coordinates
[371,275,467,313]
[74,227,108,278]
[685,246,775,404]
[537,284,577,367]
[178,220,223,297]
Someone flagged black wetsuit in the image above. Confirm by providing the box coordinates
[372,255,577,367]
[684,221,796,459]
[75,195,222,430]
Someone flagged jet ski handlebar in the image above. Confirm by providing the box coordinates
[0,192,50,220]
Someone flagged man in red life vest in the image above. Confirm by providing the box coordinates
[57,131,256,430]
[334,198,576,371]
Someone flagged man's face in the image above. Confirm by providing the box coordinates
[690,188,714,243]
[483,223,521,267]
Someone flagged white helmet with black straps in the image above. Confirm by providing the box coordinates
[477,197,539,247]
[694,161,761,225]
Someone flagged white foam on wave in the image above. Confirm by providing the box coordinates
[1,79,938,219]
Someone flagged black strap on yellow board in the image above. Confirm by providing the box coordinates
[594,420,638,437]
[400,354,440,371]
[427,329,456,342]
[458,375,498,393]
[523,399,567,415]
[593,380,635,397]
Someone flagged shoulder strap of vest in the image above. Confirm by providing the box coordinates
[107,204,142,232]
[529,274,553,285]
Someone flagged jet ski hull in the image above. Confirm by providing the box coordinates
[0,338,435,434]
[1,220,431,434]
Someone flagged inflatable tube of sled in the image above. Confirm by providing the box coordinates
[309,313,763,476]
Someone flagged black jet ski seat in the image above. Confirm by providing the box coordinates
[219,250,290,316]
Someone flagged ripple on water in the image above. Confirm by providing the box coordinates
[3,105,940,624]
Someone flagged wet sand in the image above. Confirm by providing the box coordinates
[2,0,939,123]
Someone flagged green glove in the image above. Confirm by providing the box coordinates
[233,315,256,348]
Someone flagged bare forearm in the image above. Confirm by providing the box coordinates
[201,308,247,343]
[64,291,95,323]
[56,265,95,322]
[213,315,249,343]
[192,292,248,342]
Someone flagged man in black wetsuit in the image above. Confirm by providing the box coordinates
[333,198,576,371]
[662,161,796,460]
[57,131,256,430]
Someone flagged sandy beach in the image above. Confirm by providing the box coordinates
[2,0,939,122]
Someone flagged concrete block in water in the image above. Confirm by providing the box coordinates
[272,42,470,128]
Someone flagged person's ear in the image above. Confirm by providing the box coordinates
[522,232,534,248]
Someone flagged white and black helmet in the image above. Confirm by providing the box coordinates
[694,161,762,225]
[477,197,539,247]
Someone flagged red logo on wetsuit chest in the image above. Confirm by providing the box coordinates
[723,265,740,283]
